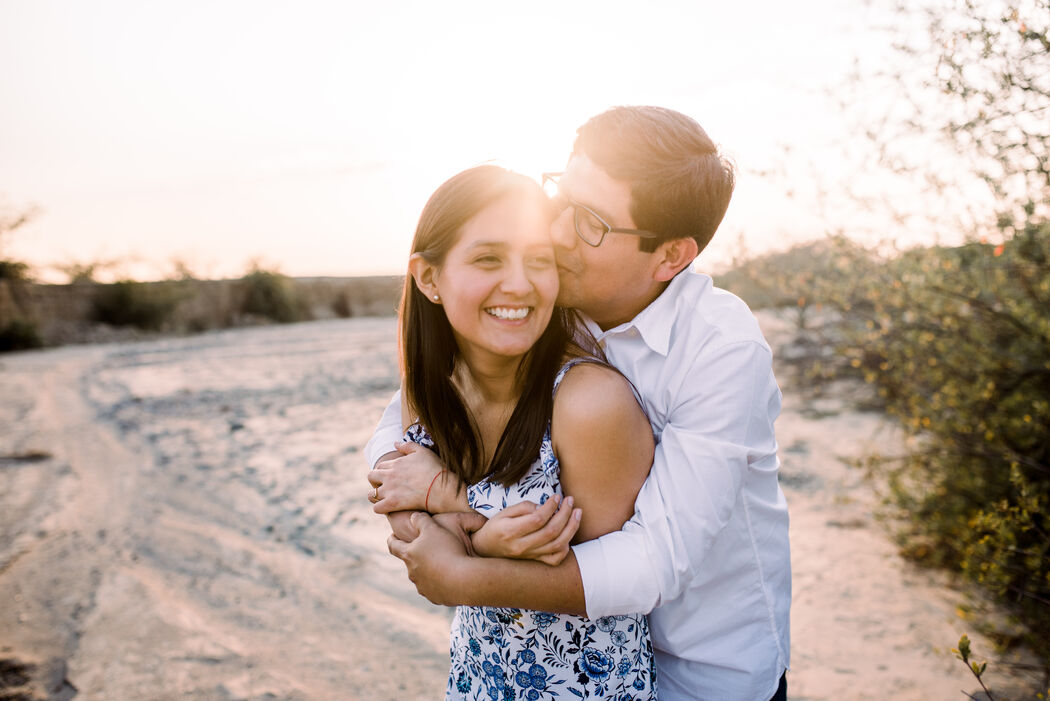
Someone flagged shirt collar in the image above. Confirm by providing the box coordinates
[581,270,697,357]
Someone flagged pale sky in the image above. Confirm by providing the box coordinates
[0,0,887,282]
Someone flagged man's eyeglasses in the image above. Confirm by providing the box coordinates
[542,172,659,248]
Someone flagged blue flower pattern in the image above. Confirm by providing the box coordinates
[405,360,657,700]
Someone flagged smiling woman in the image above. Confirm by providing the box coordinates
[398,165,571,486]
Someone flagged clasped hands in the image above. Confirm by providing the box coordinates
[368,440,582,566]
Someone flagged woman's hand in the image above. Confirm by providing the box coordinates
[471,495,582,566]
[368,441,463,514]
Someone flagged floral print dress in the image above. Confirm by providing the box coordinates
[404,360,657,701]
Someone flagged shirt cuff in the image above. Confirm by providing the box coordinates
[571,539,610,619]
[364,391,403,468]
[573,531,659,618]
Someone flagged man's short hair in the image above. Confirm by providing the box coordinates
[573,106,735,254]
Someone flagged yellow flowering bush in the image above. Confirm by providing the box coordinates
[724,221,1049,666]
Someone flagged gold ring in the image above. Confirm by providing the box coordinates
[373,486,380,501]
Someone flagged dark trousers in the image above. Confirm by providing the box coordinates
[768,672,787,701]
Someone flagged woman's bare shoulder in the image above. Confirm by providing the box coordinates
[552,362,648,436]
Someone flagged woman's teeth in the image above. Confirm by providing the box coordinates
[485,307,530,320]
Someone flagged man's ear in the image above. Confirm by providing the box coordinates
[651,237,699,282]
[408,253,440,302]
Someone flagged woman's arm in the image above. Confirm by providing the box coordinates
[551,363,654,542]
[368,392,471,514]
[469,362,653,560]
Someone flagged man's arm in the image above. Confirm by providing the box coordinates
[365,391,434,543]
[572,340,780,617]
[364,390,404,469]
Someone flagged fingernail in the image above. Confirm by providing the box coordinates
[573,509,582,521]
[553,494,561,506]
[565,496,574,508]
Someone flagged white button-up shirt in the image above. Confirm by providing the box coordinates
[366,271,791,701]
[571,270,790,701]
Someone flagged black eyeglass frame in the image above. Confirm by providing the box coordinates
[542,172,660,248]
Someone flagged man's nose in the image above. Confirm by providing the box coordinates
[550,208,577,250]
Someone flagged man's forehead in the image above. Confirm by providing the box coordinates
[563,154,634,223]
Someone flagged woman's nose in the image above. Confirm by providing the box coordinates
[501,260,533,294]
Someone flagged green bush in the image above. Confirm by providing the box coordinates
[797,224,1049,664]
[238,268,309,323]
[0,260,31,281]
[0,319,42,351]
[716,236,887,392]
[331,290,352,318]
[92,280,181,330]
[724,224,1050,668]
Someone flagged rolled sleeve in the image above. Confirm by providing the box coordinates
[364,389,403,468]
[574,520,658,617]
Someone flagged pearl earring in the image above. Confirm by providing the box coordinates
[433,294,440,301]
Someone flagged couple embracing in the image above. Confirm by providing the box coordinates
[365,106,791,701]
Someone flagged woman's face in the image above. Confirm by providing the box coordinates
[432,194,559,367]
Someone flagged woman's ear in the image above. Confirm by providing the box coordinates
[651,237,699,282]
[408,253,441,302]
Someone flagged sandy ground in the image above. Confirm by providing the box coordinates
[0,315,1040,700]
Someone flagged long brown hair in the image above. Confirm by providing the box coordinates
[399,165,590,487]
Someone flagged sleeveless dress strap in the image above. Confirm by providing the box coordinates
[552,356,606,397]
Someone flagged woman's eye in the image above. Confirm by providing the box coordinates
[529,255,555,267]
[473,255,500,265]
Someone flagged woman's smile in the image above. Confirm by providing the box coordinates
[484,305,532,321]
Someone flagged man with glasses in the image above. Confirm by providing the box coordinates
[368,106,790,701]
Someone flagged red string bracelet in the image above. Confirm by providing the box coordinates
[425,471,442,512]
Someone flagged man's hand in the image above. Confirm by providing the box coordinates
[386,510,421,543]
[471,495,582,565]
[368,442,454,513]
[432,511,488,556]
[388,512,476,606]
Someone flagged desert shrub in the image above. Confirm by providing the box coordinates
[715,236,887,391]
[331,289,352,318]
[0,204,35,283]
[734,0,1050,680]
[0,260,31,281]
[0,319,42,351]
[238,268,309,323]
[92,280,181,330]
[716,237,881,321]
[724,221,1050,666]
[806,222,1050,664]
